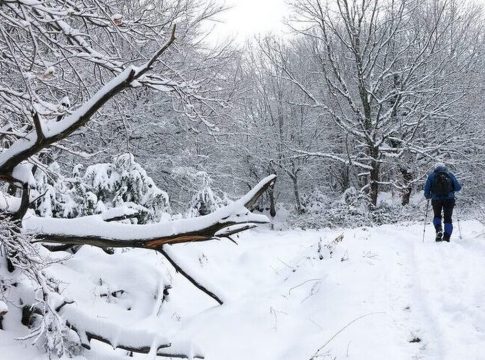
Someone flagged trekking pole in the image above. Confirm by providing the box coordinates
[456,198,463,240]
[422,199,430,243]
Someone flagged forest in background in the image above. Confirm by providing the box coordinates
[12,0,482,225]
[3,0,483,222]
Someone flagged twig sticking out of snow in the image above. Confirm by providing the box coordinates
[308,312,385,360]
[159,247,223,305]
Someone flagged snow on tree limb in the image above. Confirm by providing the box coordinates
[290,149,374,170]
[61,305,202,358]
[25,175,276,249]
[21,300,205,359]
[0,25,177,174]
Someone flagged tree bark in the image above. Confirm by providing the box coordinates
[369,146,380,207]
[290,173,303,214]
[400,167,413,206]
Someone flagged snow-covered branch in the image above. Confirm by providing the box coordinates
[0,25,176,174]
[25,175,276,249]
[62,304,204,359]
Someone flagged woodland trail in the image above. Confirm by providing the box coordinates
[176,220,485,360]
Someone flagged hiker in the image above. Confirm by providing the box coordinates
[424,163,462,242]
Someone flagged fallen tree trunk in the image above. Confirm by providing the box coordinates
[21,175,276,307]
[26,175,276,250]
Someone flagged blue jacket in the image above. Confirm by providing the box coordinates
[424,166,462,200]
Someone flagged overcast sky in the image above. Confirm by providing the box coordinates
[208,0,291,44]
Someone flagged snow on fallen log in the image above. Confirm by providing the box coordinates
[101,205,140,222]
[41,302,205,359]
[23,175,276,250]
[62,304,170,352]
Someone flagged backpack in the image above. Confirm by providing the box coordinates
[431,172,453,196]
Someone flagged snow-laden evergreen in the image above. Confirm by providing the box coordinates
[33,154,170,224]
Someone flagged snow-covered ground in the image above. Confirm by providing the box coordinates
[2,220,485,359]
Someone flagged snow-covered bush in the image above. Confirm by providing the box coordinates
[300,189,330,214]
[171,168,229,217]
[288,187,423,229]
[33,154,171,224]
[83,153,171,223]
[33,164,71,219]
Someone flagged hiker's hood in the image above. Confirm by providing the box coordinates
[434,162,447,172]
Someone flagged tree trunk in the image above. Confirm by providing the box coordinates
[369,146,380,207]
[400,167,413,206]
[268,185,276,217]
[290,173,303,214]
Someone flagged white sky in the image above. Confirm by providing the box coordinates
[208,0,291,44]
[206,0,485,45]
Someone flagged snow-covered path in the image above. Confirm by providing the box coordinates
[413,229,485,359]
[3,220,485,360]
[166,220,485,360]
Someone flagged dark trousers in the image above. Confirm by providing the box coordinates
[432,198,455,238]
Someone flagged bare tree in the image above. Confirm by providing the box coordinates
[286,0,482,205]
[229,37,325,214]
